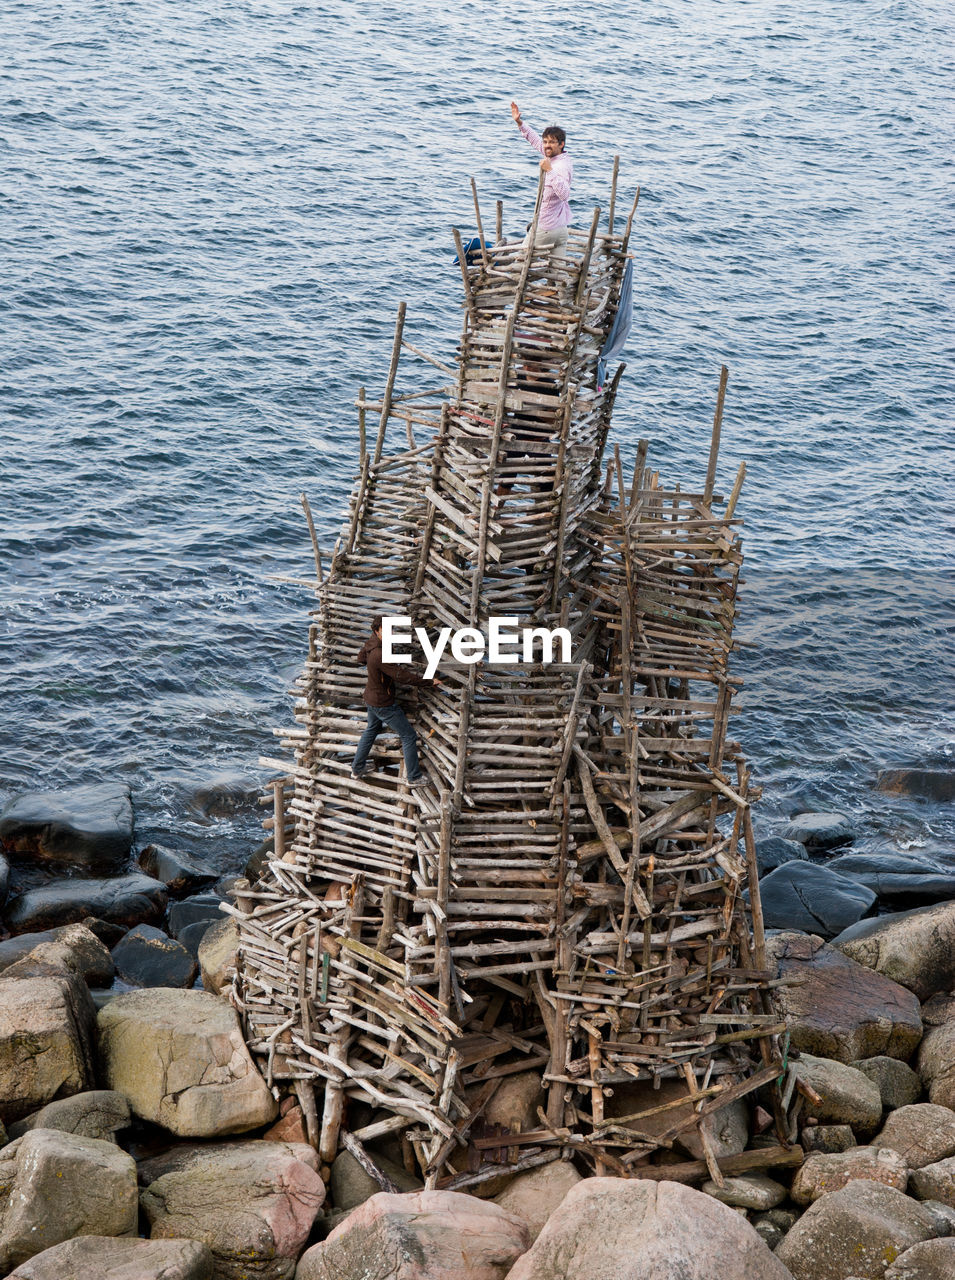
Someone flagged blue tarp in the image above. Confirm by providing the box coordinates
[597,258,633,389]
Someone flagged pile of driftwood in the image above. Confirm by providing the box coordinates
[230,166,788,1189]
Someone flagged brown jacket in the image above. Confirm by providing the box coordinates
[358,634,428,707]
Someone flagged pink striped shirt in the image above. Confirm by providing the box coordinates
[518,122,573,231]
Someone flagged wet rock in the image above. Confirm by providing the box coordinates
[833,900,955,1000]
[783,811,856,852]
[97,987,277,1136]
[0,923,114,986]
[872,1103,955,1169]
[329,1148,422,1211]
[877,768,955,804]
[829,850,955,908]
[775,1181,935,1280]
[850,1057,921,1110]
[759,863,875,938]
[188,777,261,819]
[0,1128,138,1272]
[909,1155,955,1205]
[803,1124,857,1154]
[297,1190,528,1280]
[790,1146,908,1205]
[4,874,167,935]
[885,1237,955,1279]
[198,916,238,994]
[140,1140,324,1280]
[701,1172,787,1211]
[7,1090,130,1143]
[766,931,922,1062]
[919,1017,955,1109]
[244,837,273,883]
[166,892,223,939]
[111,924,197,988]
[494,1159,581,1243]
[793,1054,883,1136]
[7,1235,214,1279]
[755,836,809,874]
[138,844,216,897]
[603,1075,748,1160]
[0,961,95,1123]
[0,851,8,907]
[80,917,127,948]
[0,784,134,874]
[505,1177,792,1280]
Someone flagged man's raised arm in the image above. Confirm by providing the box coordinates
[510,100,544,156]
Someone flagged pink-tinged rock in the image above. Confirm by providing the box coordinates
[140,1140,324,1280]
[297,1190,530,1280]
[495,1161,581,1242]
[7,1234,213,1279]
[504,1178,793,1280]
[791,1146,908,1205]
[873,1103,955,1169]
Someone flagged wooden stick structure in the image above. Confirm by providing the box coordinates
[231,173,784,1185]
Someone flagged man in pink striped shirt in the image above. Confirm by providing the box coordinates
[510,101,573,258]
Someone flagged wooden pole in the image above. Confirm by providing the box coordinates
[373,302,407,465]
[608,154,620,235]
[470,176,490,269]
[495,199,503,244]
[703,364,729,507]
[300,493,323,584]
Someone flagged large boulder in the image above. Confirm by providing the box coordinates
[790,1146,908,1205]
[111,924,197,989]
[139,844,216,897]
[7,1235,213,1279]
[5,874,167,935]
[0,784,133,874]
[97,988,277,1136]
[7,1090,130,1143]
[766,931,922,1062]
[197,917,238,995]
[918,1018,955,1109]
[783,812,856,851]
[0,1128,138,1272]
[908,1155,955,1205]
[829,850,955,908]
[167,893,223,939]
[758,863,874,938]
[297,1190,528,1280]
[140,1140,325,1280]
[833,901,955,1000]
[872,1104,955,1169]
[329,1149,421,1212]
[701,1173,787,1211]
[0,924,114,986]
[0,961,96,1123]
[755,836,809,875]
[793,1054,883,1136]
[495,1160,582,1242]
[775,1181,936,1280]
[504,1177,792,1280]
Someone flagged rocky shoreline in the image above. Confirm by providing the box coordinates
[2,779,955,1279]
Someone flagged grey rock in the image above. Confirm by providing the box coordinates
[138,844,215,897]
[783,811,856,851]
[0,925,114,986]
[885,1238,955,1279]
[701,1173,787,1210]
[919,1019,955,1110]
[775,1181,935,1280]
[833,900,955,1000]
[756,836,809,875]
[793,1054,883,1137]
[850,1057,921,1110]
[97,988,277,1136]
[803,1124,857,1154]
[790,1146,908,1205]
[0,851,8,907]
[166,893,223,939]
[829,850,955,908]
[0,784,133,874]
[329,1148,422,1212]
[198,917,238,994]
[5,874,167,935]
[766,931,922,1062]
[7,1090,130,1142]
[909,1155,955,1205]
[111,924,197,988]
[877,769,955,804]
[0,1129,138,1273]
[752,1218,784,1250]
[7,1235,213,1279]
[872,1104,955,1169]
[919,1199,955,1236]
[759,863,874,938]
[188,777,261,819]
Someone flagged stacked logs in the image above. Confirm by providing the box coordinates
[230,167,786,1190]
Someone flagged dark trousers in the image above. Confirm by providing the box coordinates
[352,702,423,780]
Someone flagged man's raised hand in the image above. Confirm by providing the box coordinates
[510,100,522,124]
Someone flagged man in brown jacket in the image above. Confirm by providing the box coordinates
[350,616,438,787]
